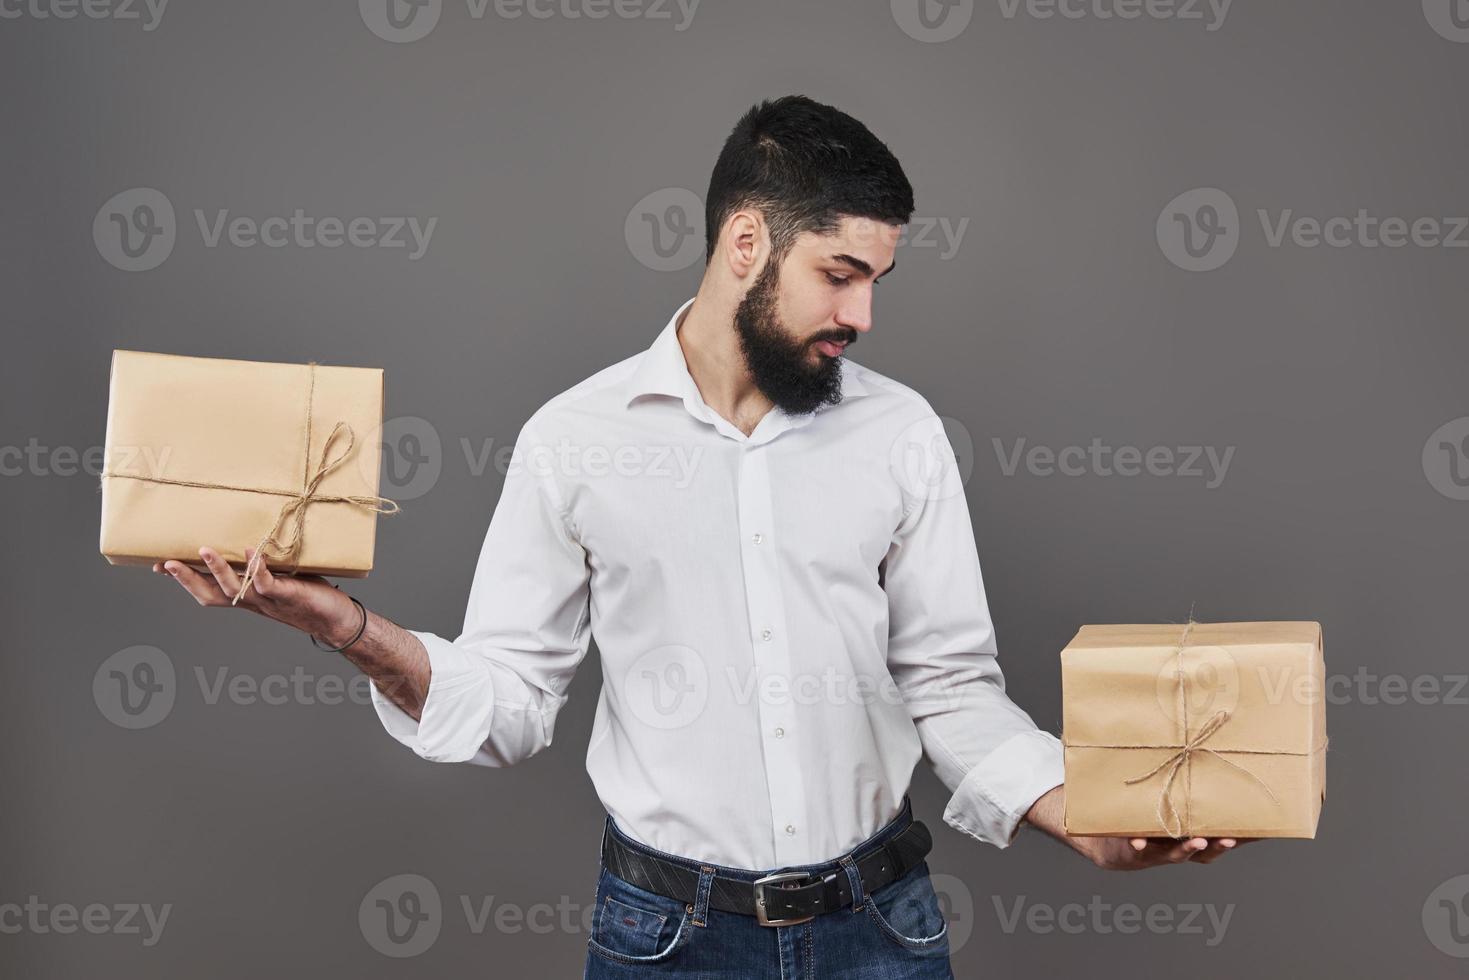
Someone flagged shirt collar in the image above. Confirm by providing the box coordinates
[623,297,869,412]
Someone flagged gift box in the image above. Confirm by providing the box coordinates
[100,350,397,600]
[1060,620,1327,838]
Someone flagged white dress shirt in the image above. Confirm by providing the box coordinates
[372,297,1066,869]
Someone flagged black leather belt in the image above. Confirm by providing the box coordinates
[600,816,933,927]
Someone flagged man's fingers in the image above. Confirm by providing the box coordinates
[1189,839,1234,863]
[245,547,278,597]
[163,560,228,606]
[1166,837,1209,863]
[198,547,244,601]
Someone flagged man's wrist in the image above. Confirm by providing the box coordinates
[306,589,364,649]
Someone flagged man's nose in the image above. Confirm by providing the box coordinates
[835,289,875,335]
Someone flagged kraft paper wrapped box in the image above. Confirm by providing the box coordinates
[1060,621,1327,839]
[100,350,397,598]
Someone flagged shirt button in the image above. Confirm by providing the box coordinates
[752,533,763,545]
[773,727,784,738]
[760,628,773,641]
[785,824,796,836]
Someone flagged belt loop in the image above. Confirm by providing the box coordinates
[690,865,716,927]
[839,854,864,912]
[599,816,611,865]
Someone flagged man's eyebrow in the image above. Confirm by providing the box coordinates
[829,254,897,279]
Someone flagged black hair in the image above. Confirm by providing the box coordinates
[705,95,915,266]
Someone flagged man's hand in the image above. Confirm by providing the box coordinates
[154,546,433,720]
[155,546,359,646]
[1021,784,1257,870]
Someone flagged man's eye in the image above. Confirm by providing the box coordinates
[824,273,849,285]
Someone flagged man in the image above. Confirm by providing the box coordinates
[155,95,1248,978]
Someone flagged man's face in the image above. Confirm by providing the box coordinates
[733,216,900,416]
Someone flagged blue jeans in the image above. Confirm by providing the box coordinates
[584,799,954,978]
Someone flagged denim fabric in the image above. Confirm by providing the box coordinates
[584,801,954,979]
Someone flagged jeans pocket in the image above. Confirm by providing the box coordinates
[587,866,694,965]
[863,862,950,953]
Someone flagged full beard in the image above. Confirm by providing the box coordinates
[732,262,846,417]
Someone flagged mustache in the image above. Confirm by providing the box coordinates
[810,330,857,347]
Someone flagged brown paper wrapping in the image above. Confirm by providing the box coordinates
[100,350,392,582]
[1061,621,1327,838]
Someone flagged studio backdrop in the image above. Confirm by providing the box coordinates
[3,1,1466,977]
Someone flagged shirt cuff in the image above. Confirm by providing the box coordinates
[942,729,1065,849]
[369,630,496,763]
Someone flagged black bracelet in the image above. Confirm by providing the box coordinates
[311,594,367,653]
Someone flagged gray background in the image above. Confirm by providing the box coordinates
[3,0,1467,976]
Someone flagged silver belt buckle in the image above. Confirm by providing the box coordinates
[753,871,817,927]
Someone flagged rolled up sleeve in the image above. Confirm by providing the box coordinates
[882,411,1064,849]
[371,415,593,767]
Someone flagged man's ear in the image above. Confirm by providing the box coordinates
[720,209,768,281]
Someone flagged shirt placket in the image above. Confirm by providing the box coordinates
[736,440,809,868]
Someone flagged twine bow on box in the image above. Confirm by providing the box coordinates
[102,362,399,604]
[1069,617,1326,839]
